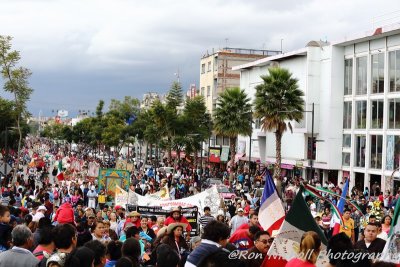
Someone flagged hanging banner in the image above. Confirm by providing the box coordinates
[126,205,199,236]
[220,146,230,162]
[209,147,221,163]
[386,135,395,171]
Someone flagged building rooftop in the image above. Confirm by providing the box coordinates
[202,47,281,59]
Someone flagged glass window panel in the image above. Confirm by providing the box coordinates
[394,136,400,169]
[370,135,383,169]
[355,101,367,128]
[342,152,350,166]
[388,99,400,129]
[356,57,367,95]
[355,135,366,167]
[343,102,352,129]
[371,53,384,94]
[344,59,353,95]
[389,50,400,92]
[371,100,384,129]
[343,134,351,148]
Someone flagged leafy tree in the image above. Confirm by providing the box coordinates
[214,87,252,169]
[0,35,33,180]
[254,67,304,194]
[166,81,183,110]
[109,96,140,121]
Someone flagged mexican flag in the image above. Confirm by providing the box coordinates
[56,160,64,181]
[379,198,400,263]
[262,186,328,267]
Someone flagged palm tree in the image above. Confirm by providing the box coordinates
[254,67,304,195]
[214,87,252,170]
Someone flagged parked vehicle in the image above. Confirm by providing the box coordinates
[203,178,223,188]
[217,185,237,200]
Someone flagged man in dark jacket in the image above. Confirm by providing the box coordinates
[354,222,386,257]
[240,231,271,267]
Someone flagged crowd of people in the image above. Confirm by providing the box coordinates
[0,136,399,267]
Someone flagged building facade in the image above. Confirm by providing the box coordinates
[234,24,400,194]
[199,48,280,115]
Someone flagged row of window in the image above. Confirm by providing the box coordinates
[200,86,211,97]
[343,134,400,170]
[201,61,214,74]
[343,98,400,129]
[344,50,400,95]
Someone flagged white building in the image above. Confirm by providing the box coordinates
[234,24,400,194]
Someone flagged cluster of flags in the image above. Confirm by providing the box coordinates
[258,171,400,266]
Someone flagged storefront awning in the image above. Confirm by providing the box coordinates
[238,156,261,163]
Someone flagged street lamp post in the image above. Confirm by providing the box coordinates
[4,127,8,175]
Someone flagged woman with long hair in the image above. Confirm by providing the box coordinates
[285,231,322,267]
[161,223,189,267]
[381,215,392,235]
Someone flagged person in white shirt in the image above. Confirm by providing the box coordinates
[229,208,248,235]
[32,206,46,222]
[376,222,388,241]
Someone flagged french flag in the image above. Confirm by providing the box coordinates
[259,170,285,233]
[332,178,349,235]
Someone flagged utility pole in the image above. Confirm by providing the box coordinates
[310,103,315,181]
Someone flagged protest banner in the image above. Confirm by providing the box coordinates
[126,204,199,236]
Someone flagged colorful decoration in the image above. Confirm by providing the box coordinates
[98,168,130,198]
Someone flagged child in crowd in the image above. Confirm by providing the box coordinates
[0,205,12,252]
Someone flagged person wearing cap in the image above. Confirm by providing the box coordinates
[125,211,141,228]
[32,205,47,222]
[164,207,192,240]
[229,207,248,235]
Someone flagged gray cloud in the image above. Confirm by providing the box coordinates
[0,0,399,116]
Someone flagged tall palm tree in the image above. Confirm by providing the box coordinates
[254,67,304,195]
[214,87,252,170]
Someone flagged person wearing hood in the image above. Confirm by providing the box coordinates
[87,186,98,209]
[54,202,75,225]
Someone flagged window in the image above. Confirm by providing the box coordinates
[371,53,384,94]
[216,135,223,146]
[214,57,218,71]
[343,134,351,148]
[200,87,205,96]
[255,118,261,129]
[371,100,384,128]
[201,64,205,74]
[207,86,210,97]
[355,101,367,128]
[208,62,211,72]
[388,135,400,170]
[355,135,366,167]
[343,102,352,129]
[344,59,353,95]
[389,50,400,92]
[370,135,383,169]
[356,56,367,95]
[223,137,230,146]
[342,152,350,166]
[388,98,400,129]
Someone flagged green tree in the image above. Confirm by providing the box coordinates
[109,96,140,121]
[214,87,252,169]
[254,67,304,194]
[166,81,183,110]
[0,35,33,180]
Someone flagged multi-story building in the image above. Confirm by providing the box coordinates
[234,24,400,194]
[140,92,164,110]
[199,47,280,115]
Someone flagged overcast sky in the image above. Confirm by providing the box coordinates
[0,0,399,117]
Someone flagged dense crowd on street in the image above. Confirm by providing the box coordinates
[0,136,399,267]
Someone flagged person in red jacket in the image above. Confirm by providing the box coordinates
[54,202,75,225]
[229,225,260,251]
[164,207,192,239]
[123,211,141,229]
